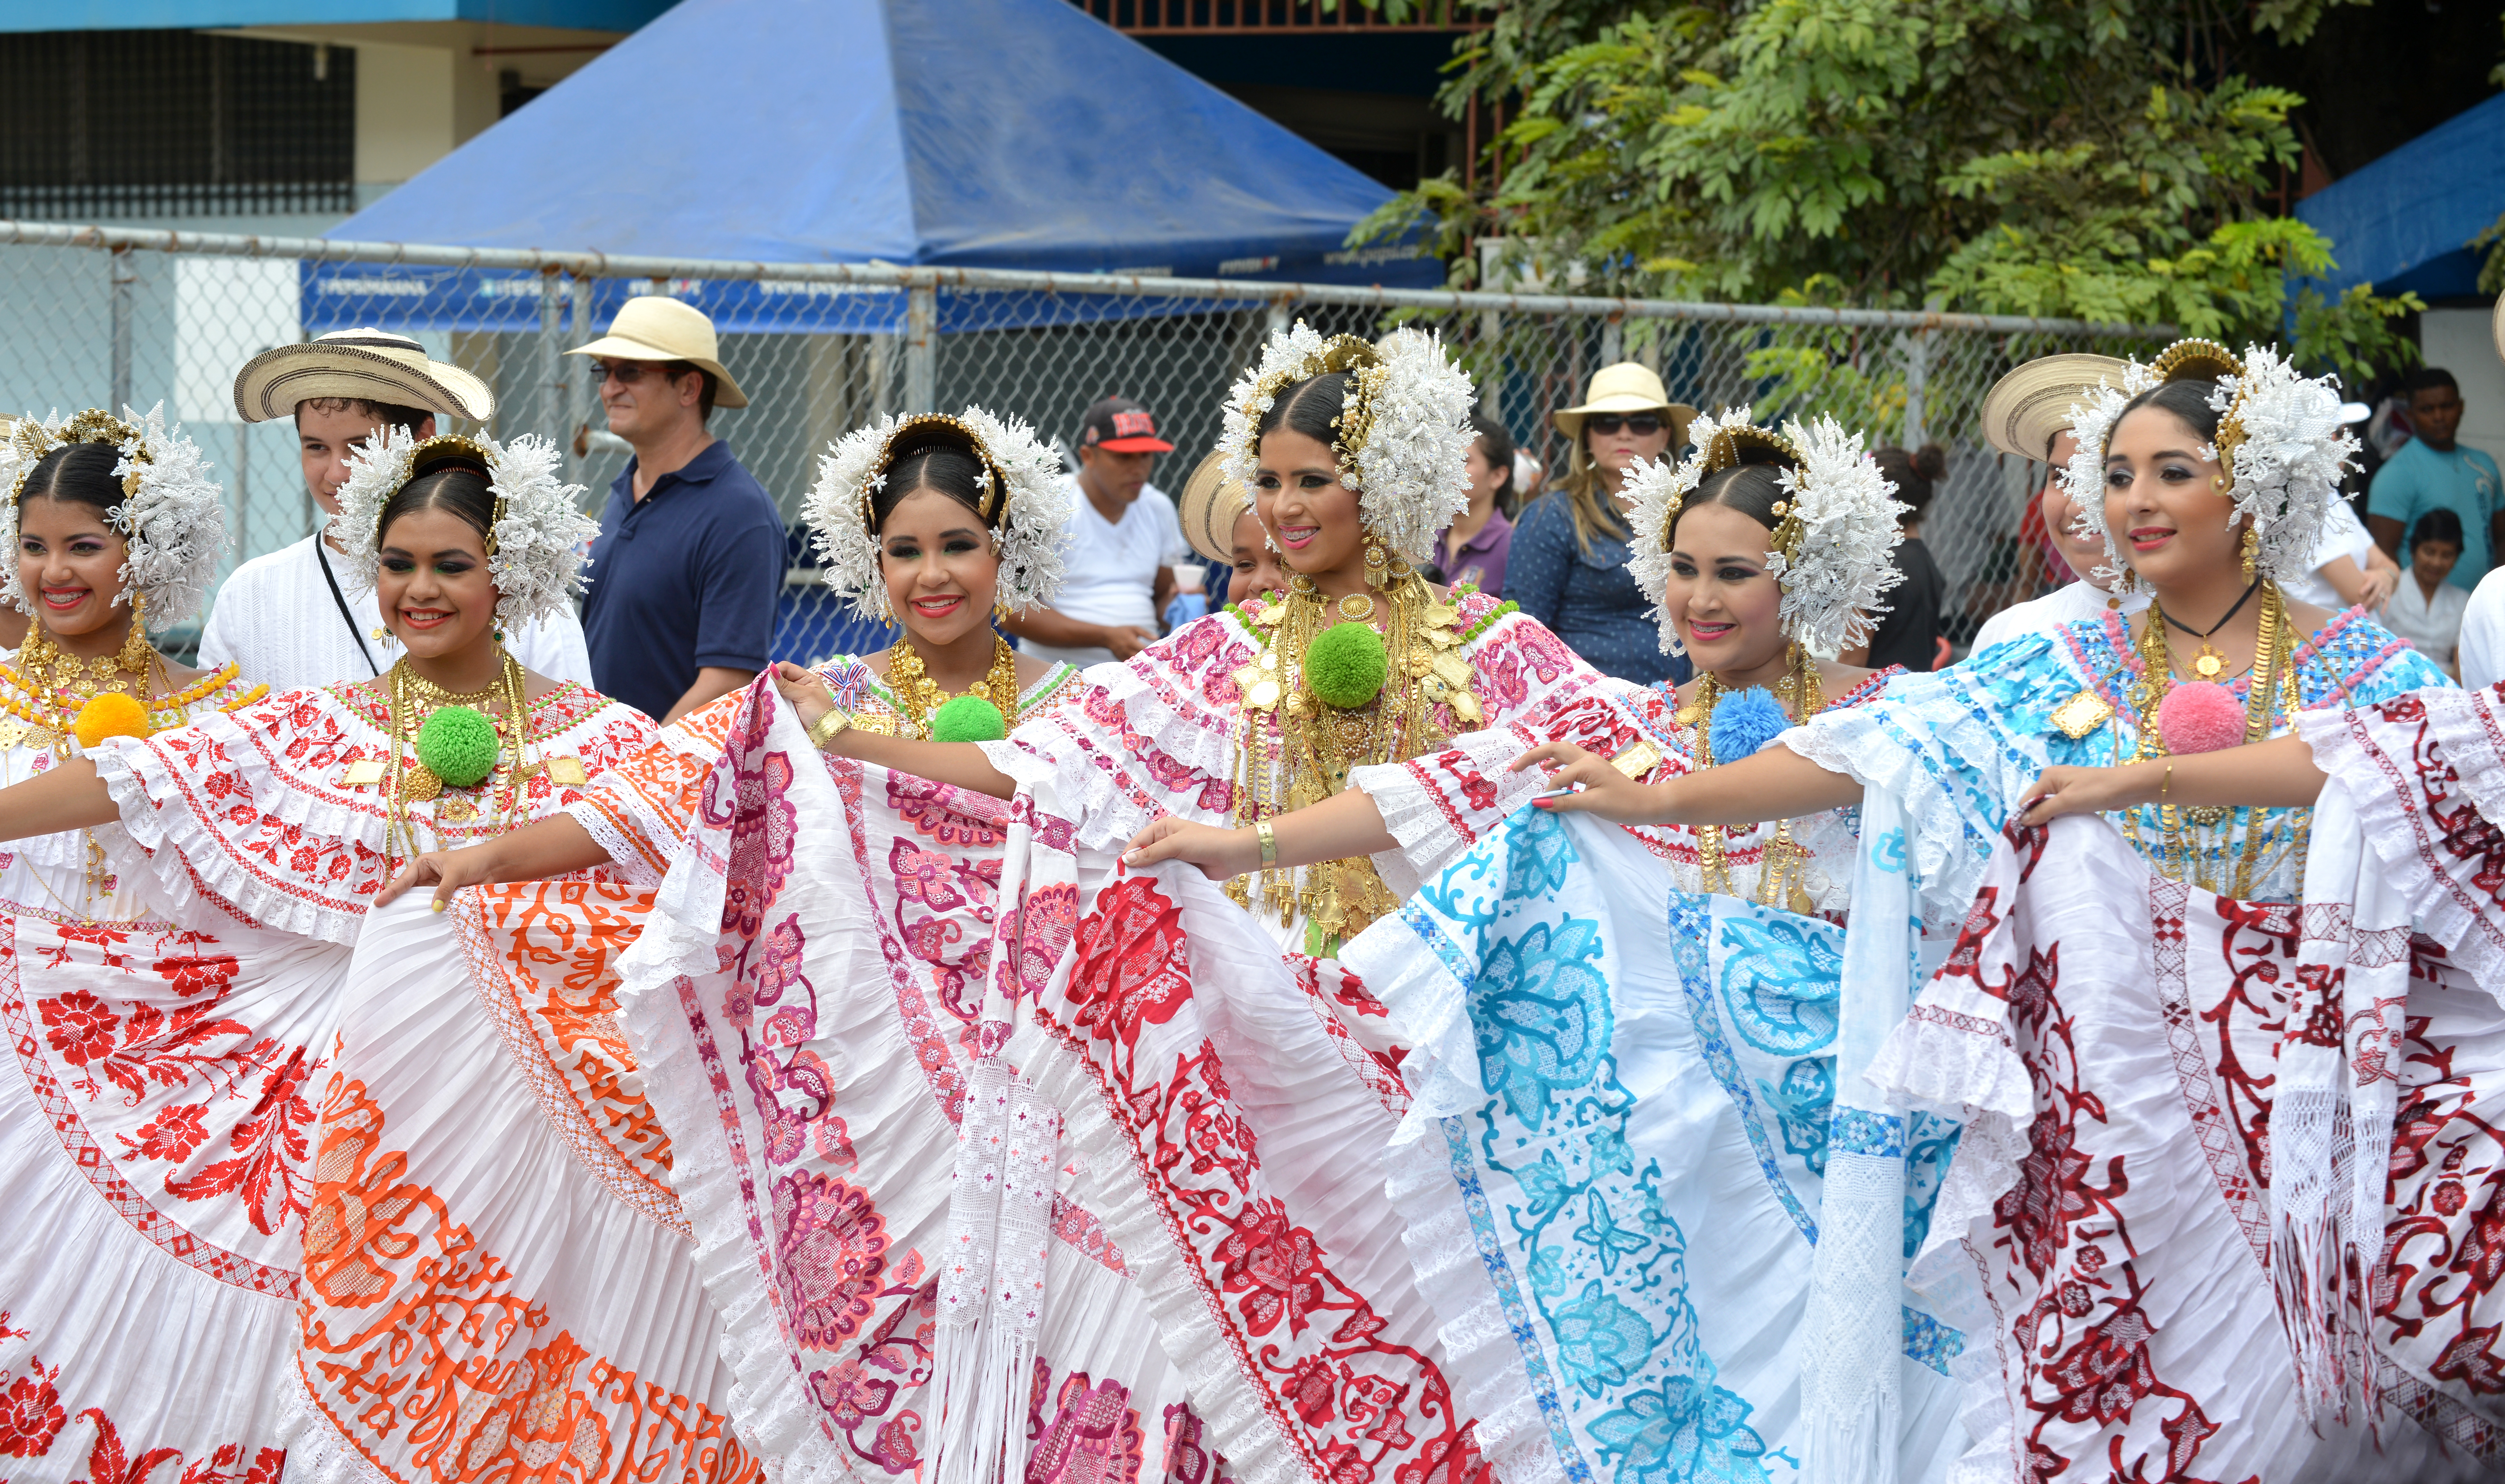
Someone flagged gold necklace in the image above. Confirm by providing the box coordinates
[8,613,163,758]
[2124,583,2301,897]
[1678,644,1821,912]
[1225,563,1478,952]
[884,635,1020,736]
[381,652,531,867]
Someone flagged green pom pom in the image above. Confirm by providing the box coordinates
[415,706,500,788]
[1305,621,1388,709]
[929,694,1008,743]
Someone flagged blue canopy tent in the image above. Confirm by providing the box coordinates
[314,0,1439,660]
[309,0,1439,335]
[2297,93,2505,302]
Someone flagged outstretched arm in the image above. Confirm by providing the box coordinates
[2017,734,2325,826]
[1122,787,1395,879]
[376,811,613,911]
[1507,739,1864,826]
[775,662,1017,799]
[0,760,116,842]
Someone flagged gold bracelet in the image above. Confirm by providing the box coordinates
[2160,760,2174,804]
[1256,819,1277,869]
[806,707,852,751]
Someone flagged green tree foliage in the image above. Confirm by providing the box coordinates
[1361,0,2420,378]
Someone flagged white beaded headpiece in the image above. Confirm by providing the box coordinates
[0,405,229,625]
[1219,321,1476,566]
[2059,339,2354,587]
[803,407,1070,623]
[1626,406,1908,655]
[330,425,596,630]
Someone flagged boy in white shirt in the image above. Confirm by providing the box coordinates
[1006,396,1191,668]
[204,329,591,693]
[1967,355,2151,655]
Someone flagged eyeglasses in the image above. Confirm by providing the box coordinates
[593,360,689,386]
[1586,414,1665,437]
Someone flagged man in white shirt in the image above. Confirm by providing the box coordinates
[1967,354,2151,655]
[205,329,592,693]
[1007,396,1191,667]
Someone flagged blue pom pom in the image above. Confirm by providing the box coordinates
[1706,686,1789,765]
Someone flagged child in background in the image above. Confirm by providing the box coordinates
[2384,507,2472,674]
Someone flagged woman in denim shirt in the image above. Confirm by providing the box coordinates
[1510,362,1697,684]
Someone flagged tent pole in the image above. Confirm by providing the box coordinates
[905,281,937,413]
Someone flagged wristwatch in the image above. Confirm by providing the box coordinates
[805,706,854,751]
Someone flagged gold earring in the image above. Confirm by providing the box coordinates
[1362,541,1389,588]
[114,589,151,675]
[2240,525,2259,581]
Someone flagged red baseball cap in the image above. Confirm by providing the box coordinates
[1078,395,1174,453]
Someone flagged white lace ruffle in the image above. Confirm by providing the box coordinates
[1783,663,2051,935]
[1351,723,1544,886]
[1383,1132,1572,1484]
[2305,689,2505,990]
[613,826,859,1482]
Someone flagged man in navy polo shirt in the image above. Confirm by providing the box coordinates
[569,297,784,723]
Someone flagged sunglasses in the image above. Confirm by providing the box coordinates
[1586,414,1665,437]
[593,360,691,386]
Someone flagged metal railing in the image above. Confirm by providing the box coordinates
[0,219,2168,664]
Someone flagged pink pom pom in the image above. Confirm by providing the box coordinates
[2156,682,2247,755]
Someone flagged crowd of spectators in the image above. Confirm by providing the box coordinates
[166,327,2505,711]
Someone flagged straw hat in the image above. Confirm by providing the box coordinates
[1978,353,2131,463]
[1176,448,1252,564]
[1552,362,1699,449]
[231,328,496,425]
[566,296,749,408]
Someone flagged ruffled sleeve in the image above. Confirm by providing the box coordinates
[976,610,1262,852]
[980,597,1608,856]
[565,684,757,888]
[1351,680,1662,887]
[2301,683,2505,984]
[96,684,656,944]
[91,688,396,944]
[1782,631,2075,932]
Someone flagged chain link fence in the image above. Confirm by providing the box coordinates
[0,222,2165,666]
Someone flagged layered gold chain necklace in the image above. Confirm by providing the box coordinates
[1227,563,1479,952]
[380,652,533,868]
[885,635,1021,737]
[1677,644,1823,914]
[2123,581,2303,898]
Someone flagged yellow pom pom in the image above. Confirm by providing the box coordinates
[73,692,152,749]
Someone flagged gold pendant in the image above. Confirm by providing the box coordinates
[403,765,444,802]
[1610,740,1663,779]
[2050,691,2114,740]
[0,721,24,752]
[1449,691,1483,725]
[2184,805,2229,827]
[22,726,58,754]
[338,758,386,787]
[439,795,476,823]
[544,757,587,787]
[2193,645,2224,680]
[1337,593,1376,622]
[1246,676,1282,710]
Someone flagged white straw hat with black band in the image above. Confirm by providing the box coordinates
[232,328,496,425]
